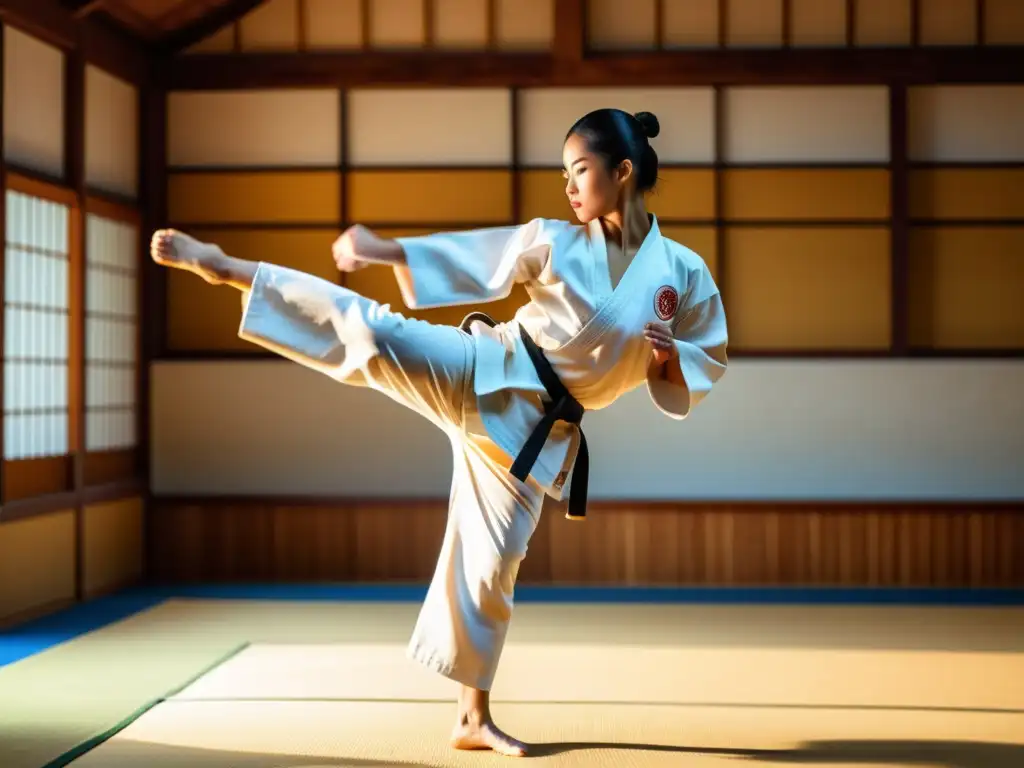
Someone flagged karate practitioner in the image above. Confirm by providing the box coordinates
[150,108,728,757]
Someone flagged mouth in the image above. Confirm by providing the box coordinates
[570,201,582,209]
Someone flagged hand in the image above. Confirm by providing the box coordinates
[332,224,376,272]
[645,322,678,366]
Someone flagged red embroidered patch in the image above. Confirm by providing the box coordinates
[654,285,679,321]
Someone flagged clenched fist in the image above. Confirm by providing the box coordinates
[644,322,679,366]
[331,224,377,273]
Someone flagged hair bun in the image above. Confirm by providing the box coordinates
[634,111,660,139]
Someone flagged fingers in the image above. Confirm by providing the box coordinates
[643,322,674,349]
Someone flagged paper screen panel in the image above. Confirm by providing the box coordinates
[369,0,426,48]
[909,228,1024,349]
[725,0,783,47]
[306,0,363,48]
[908,86,1024,162]
[722,86,889,163]
[855,0,912,46]
[3,191,71,459]
[3,26,65,178]
[985,0,1024,44]
[84,66,139,199]
[662,0,719,48]
[791,0,847,47]
[919,0,977,45]
[167,90,341,168]
[346,89,511,166]
[85,215,138,452]
[434,0,489,48]
[239,0,300,50]
[724,227,891,350]
[496,0,554,49]
[587,0,657,50]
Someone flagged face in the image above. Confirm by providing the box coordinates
[562,133,631,224]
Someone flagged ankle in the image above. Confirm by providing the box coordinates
[458,707,491,728]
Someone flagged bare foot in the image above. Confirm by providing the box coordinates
[450,718,528,757]
[150,229,225,284]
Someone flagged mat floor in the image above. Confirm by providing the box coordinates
[3,595,1024,767]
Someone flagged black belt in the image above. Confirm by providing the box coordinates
[460,312,589,521]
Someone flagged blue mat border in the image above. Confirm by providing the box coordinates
[3,583,1023,669]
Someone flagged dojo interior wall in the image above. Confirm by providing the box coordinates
[0,23,145,626]
[147,0,1024,586]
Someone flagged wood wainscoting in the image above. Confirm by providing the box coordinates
[147,497,1024,588]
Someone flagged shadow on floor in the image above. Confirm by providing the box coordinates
[530,739,1024,767]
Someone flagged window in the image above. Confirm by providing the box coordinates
[85,214,137,452]
[4,190,70,460]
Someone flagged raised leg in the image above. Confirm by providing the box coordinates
[150,229,258,291]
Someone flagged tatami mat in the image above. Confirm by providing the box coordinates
[4,597,1024,768]
[171,641,1024,711]
[70,700,1024,768]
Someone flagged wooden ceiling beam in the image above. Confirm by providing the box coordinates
[157,0,267,54]
[158,46,1024,91]
[0,0,150,84]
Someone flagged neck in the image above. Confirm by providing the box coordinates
[600,197,651,249]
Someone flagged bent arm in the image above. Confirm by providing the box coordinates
[647,291,729,420]
[390,219,551,309]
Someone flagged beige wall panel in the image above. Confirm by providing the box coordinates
[184,24,235,54]
[347,89,511,166]
[910,169,1024,220]
[348,170,512,224]
[306,0,363,48]
[519,169,571,221]
[908,86,1024,162]
[82,497,144,598]
[663,0,719,48]
[791,0,847,47]
[168,171,341,224]
[587,0,657,50]
[726,0,783,47]
[3,26,65,177]
[855,0,912,46]
[919,0,977,45]
[239,0,299,51]
[370,0,425,48]
[151,358,1024,499]
[722,169,890,221]
[497,0,554,49]
[434,0,489,48]
[725,227,891,349]
[646,169,716,219]
[0,511,75,622]
[909,228,1024,348]
[518,169,714,223]
[985,0,1024,44]
[166,229,339,350]
[85,66,139,198]
[519,87,715,165]
[723,86,889,163]
[659,225,718,281]
[167,90,340,167]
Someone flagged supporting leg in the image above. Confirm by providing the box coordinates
[451,685,528,757]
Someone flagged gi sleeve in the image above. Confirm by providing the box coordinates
[646,289,729,420]
[391,218,552,309]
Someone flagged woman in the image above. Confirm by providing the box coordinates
[151,108,728,757]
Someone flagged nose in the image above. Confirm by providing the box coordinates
[565,177,576,196]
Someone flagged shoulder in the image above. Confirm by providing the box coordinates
[660,230,720,304]
[518,217,584,245]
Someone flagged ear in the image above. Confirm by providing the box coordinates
[616,158,635,187]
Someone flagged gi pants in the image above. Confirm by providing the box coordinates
[237,262,544,691]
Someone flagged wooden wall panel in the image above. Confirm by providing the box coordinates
[147,498,1024,588]
[82,496,144,598]
[0,510,76,626]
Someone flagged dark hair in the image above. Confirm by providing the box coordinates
[565,109,661,193]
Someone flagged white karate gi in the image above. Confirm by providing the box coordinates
[235,214,728,691]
